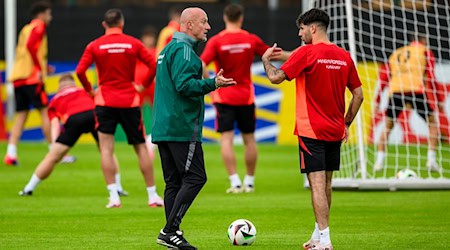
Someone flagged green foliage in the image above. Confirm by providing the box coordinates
[0,143,449,249]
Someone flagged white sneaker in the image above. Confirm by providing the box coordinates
[426,160,440,172]
[374,162,383,172]
[226,186,243,194]
[243,185,255,193]
[106,200,121,208]
[149,195,164,207]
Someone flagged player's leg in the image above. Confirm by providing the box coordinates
[158,141,205,249]
[415,94,440,171]
[237,104,257,193]
[4,86,31,165]
[95,106,121,208]
[19,143,70,196]
[120,107,162,206]
[215,104,241,193]
[375,93,403,171]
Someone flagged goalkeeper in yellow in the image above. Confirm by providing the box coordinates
[374,33,445,172]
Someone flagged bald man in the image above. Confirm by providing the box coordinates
[153,7,236,250]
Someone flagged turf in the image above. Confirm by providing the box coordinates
[0,143,449,249]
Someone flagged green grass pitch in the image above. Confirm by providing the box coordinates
[0,143,449,249]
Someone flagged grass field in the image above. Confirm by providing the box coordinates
[1,142,449,249]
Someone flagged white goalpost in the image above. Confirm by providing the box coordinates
[306,0,450,190]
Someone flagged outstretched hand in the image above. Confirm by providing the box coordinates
[215,69,237,88]
[262,43,283,61]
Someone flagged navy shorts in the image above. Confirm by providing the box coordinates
[214,103,255,133]
[298,136,341,174]
[95,106,146,145]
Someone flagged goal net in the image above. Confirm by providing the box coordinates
[308,0,450,190]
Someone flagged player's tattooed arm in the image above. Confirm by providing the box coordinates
[262,43,287,84]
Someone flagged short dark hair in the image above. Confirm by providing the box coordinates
[169,6,183,19]
[224,4,244,23]
[141,26,157,38]
[296,8,330,30]
[30,1,51,18]
[104,9,123,27]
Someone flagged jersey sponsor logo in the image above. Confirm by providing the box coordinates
[99,43,132,54]
[317,58,347,70]
[157,54,165,64]
[220,43,251,54]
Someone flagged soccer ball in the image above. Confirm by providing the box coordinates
[396,169,417,179]
[227,219,257,246]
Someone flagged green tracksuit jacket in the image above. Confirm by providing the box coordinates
[152,32,216,142]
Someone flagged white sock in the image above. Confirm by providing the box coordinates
[24,174,41,192]
[6,144,17,158]
[376,150,385,165]
[147,186,158,199]
[319,227,331,245]
[243,175,255,187]
[311,222,320,241]
[229,173,242,187]
[115,173,123,192]
[107,184,120,202]
[427,150,436,162]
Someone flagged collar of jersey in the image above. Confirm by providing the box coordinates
[173,32,199,48]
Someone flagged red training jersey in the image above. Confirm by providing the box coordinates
[135,47,156,105]
[280,43,362,141]
[48,87,95,124]
[76,28,156,108]
[201,29,269,106]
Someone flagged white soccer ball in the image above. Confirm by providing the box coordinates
[227,219,257,246]
[396,169,417,179]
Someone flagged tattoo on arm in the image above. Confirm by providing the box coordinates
[262,59,286,84]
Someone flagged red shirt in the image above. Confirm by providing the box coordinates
[76,28,156,108]
[280,43,362,141]
[201,29,269,106]
[135,47,156,105]
[48,87,95,124]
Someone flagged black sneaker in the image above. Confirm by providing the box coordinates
[19,190,32,196]
[156,229,197,250]
[117,190,129,197]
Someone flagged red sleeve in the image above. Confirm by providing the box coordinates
[27,24,46,71]
[347,58,362,91]
[280,47,306,80]
[75,43,95,92]
[47,100,57,121]
[424,49,445,102]
[253,34,270,57]
[137,42,156,88]
[200,37,216,65]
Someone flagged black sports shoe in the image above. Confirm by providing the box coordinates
[156,229,197,250]
[19,190,32,196]
[117,190,129,197]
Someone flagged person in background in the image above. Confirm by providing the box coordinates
[374,33,445,172]
[156,6,182,56]
[18,74,127,196]
[76,8,163,208]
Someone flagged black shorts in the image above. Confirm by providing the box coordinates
[386,93,434,120]
[214,103,255,133]
[95,106,146,145]
[56,110,98,147]
[14,84,48,111]
[298,136,341,174]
